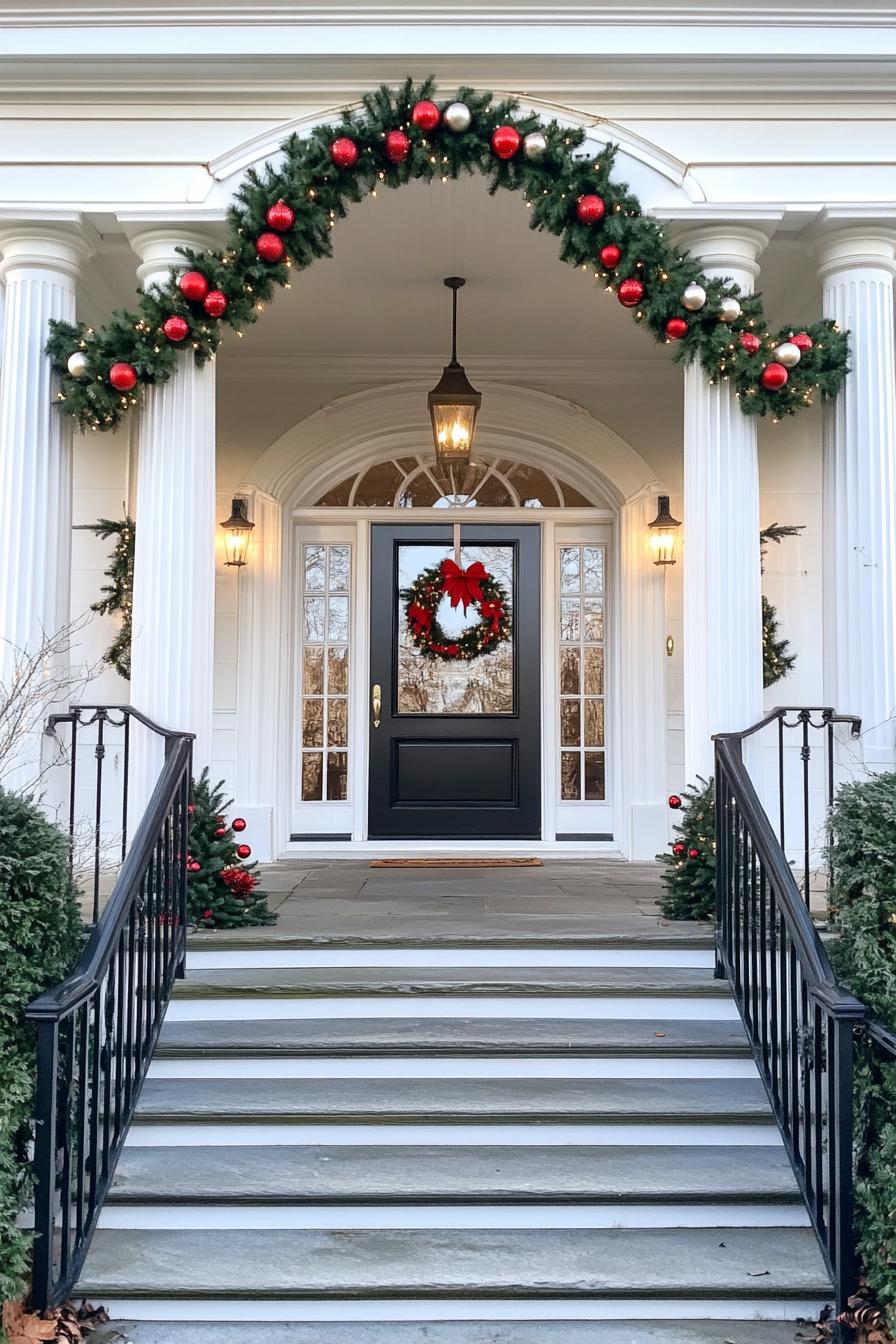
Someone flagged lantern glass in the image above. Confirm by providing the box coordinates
[428,276,481,466]
[648,495,681,567]
[220,496,254,568]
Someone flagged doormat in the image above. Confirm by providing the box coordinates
[370,858,543,868]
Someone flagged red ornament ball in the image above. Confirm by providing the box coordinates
[236,843,252,859]
[202,909,213,920]
[739,331,761,355]
[162,315,189,343]
[672,842,686,857]
[109,362,137,392]
[599,243,621,269]
[491,125,521,160]
[232,817,247,832]
[761,362,789,391]
[214,826,227,838]
[791,331,814,352]
[576,194,606,225]
[256,231,285,263]
[665,317,689,341]
[188,804,196,815]
[668,794,682,809]
[330,136,359,169]
[203,289,228,318]
[385,129,411,163]
[265,199,295,232]
[178,271,208,303]
[617,278,644,309]
[411,100,441,132]
[688,848,700,859]
[187,860,201,873]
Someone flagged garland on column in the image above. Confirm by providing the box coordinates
[45,78,849,433]
[87,515,135,679]
[761,522,804,689]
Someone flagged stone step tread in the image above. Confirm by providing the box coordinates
[93,1323,813,1344]
[77,1227,832,1298]
[110,1144,801,1204]
[136,1077,772,1125]
[186,927,714,952]
[174,967,728,998]
[156,1017,750,1058]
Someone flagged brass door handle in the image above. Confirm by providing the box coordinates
[371,683,382,729]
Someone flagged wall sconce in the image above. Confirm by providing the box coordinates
[648,495,681,566]
[220,496,254,567]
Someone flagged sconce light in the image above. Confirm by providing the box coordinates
[648,494,681,566]
[220,496,254,567]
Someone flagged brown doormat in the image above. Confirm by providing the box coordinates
[370,857,543,868]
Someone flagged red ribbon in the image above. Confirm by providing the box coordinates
[441,558,488,613]
[408,600,432,632]
[480,598,504,633]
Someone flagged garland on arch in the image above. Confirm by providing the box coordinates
[402,558,511,662]
[45,77,849,433]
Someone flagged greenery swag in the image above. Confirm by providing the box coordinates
[45,78,849,434]
[402,558,511,661]
[761,522,804,689]
[86,516,134,680]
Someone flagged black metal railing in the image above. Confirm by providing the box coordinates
[27,707,193,1310]
[714,708,868,1326]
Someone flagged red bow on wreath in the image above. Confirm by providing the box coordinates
[407,600,432,632]
[441,559,488,613]
[479,598,504,633]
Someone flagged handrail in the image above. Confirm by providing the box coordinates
[45,702,189,742]
[26,709,193,1311]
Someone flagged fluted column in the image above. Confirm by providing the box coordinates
[0,225,92,789]
[816,229,896,764]
[125,228,219,770]
[679,226,770,782]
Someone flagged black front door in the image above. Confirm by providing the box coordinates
[368,523,541,840]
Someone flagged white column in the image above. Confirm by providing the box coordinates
[0,225,92,789]
[679,227,769,782]
[125,228,219,770]
[816,229,896,765]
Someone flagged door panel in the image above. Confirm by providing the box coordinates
[368,523,540,839]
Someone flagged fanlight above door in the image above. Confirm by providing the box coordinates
[314,455,595,509]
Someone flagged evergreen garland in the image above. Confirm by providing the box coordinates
[187,770,276,929]
[760,522,804,689]
[87,516,135,679]
[658,778,716,921]
[46,77,849,434]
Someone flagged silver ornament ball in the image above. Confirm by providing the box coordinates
[682,282,707,312]
[443,101,472,133]
[523,131,547,161]
[67,351,89,378]
[718,297,741,323]
[774,341,801,368]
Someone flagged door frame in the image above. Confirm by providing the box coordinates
[285,506,618,849]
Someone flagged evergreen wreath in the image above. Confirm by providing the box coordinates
[402,558,511,661]
[45,78,849,434]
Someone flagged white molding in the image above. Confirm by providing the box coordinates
[223,355,678,385]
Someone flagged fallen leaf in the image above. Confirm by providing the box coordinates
[747,1269,770,1277]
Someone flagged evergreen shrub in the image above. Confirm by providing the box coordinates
[658,777,717,921]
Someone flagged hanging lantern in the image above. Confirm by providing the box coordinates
[427,276,481,466]
[648,494,681,566]
[220,496,255,567]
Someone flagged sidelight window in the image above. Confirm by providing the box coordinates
[558,543,606,802]
[300,542,351,802]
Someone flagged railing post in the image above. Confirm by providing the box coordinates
[714,742,726,980]
[29,1017,59,1312]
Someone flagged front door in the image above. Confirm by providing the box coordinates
[368,523,541,839]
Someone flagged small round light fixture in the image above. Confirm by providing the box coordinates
[428,277,481,467]
[220,496,254,567]
[648,495,681,566]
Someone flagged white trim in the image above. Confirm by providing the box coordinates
[183,948,716,970]
[164,996,740,1022]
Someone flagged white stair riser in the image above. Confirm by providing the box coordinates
[165,997,738,1023]
[148,1057,760,1081]
[186,950,716,971]
[96,1203,810,1232]
[125,1121,782,1147]
[95,1298,827,1324]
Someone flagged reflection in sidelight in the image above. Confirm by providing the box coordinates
[558,543,607,801]
[300,543,351,801]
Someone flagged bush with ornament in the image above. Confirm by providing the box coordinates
[186,769,275,929]
[658,780,716,922]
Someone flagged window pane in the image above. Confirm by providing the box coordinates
[559,547,580,593]
[560,699,580,747]
[584,752,606,801]
[353,461,404,506]
[559,647,580,695]
[583,547,604,594]
[327,646,349,696]
[302,699,324,748]
[301,752,323,801]
[561,751,581,801]
[584,646,604,696]
[583,599,604,642]
[303,646,324,696]
[329,546,350,592]
[327,751,348,801]
[584,698,605,748]
[303,597,325,642]
[506,464,560,508]
[559,598,580,642]
[304,544,326,592]
[327,596,349,642]
[327,698,348,748]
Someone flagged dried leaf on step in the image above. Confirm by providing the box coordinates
[1,1300,58,1343]
[75,1302,110,1332]
[746,1268,770,1277]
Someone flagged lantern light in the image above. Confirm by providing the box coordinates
[648,495,681,566]
[220,496,254,567]
[428,276,481,466]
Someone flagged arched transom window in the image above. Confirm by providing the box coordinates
[315,455,594,509]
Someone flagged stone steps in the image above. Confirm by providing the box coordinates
[92,1322,815,1344]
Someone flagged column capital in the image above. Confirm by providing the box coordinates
[0,220,95,284]
[119,220,226,291]
[668,223,775,290]
[813,227,896,283]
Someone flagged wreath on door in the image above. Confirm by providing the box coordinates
[402,558,511,661]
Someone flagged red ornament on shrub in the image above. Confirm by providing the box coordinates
[411,100,440,132]
[236,843,251,859]
[739,331,761,355]
[203,290,228,318]
[761,362,788,390]
[576,194,606,225]
[385,130,411,163]
[617,278,644,308]
[256,232,285,263]
[665,318,688,340]
[232,817,246,832]
[202,909,213,920]
[792,331,814,352]
[109,362,137,391]
[491,125,521,160]
[187,860,201,873]
[214,826,227,838]
[162,315,189,343]
[668,794,682,809]
[599,243,621,269]
[330,136,359,169]
[672,842,686,857]
[688,847,700,859]
[178,271,208,303]
[265,199,295,232]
